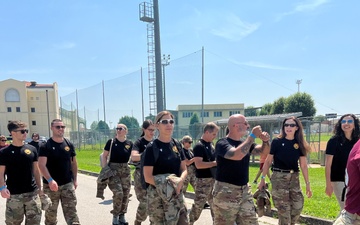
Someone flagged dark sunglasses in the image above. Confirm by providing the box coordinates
[158,119,175,125]
[1,140,6,142]
[188,141,193,144]
[116,127,126,131]
[341,119,354,124]
[284,124,297,128]
[14,129,29,134]
[53,125,66,129]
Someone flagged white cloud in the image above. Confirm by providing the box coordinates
[232,60,299,71]
[276,0,330,21]
[53,42,76,49]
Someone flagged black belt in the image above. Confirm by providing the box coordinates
[272,168,298,173]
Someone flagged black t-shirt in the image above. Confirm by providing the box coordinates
[132,137,150,168]
[104,139,132,163]
[28,141,39,153]
[215,137,255,186]
[270,137,304,172]
[183,148,194,165]
[143,139,185,177]
[193,139,215,178]
[0,144,38,194]
[326,136,356,182]
[39,138,76,186]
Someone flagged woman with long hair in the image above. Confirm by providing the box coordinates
[130,120,155,225]
[143,111,188,224]
[259,116,312,225]
[325,114,360,214]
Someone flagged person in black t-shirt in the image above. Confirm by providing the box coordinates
[101,123,133,225]
[189,122,219,224]
[259,116,312,225]
[181,135,196,194]
[28,132,40,153]
[38,119,81,225]
[213,114,270,225]
[0,120,42,224]
[143,111,188,224]
[325,114,360,214]
[131,120,155,225]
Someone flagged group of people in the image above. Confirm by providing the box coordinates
[0,119,81,225]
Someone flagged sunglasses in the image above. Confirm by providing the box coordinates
[116,127,126,131]
[284,124,297,128]
[341,119,354,124]
[147,128,155,132]
[14,129,29,134]
[158,119,175,125]
[188,141,193,144]
[1,140,6,142]
[53,125,66,129]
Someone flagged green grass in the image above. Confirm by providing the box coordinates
[76,148,339,220]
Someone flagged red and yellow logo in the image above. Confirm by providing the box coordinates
[125,145,131,150]
[65,146,70,151]
[293,143,299,149]
[172,146,178,153]
[24,149,31,155]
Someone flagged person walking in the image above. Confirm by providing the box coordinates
[143,111,188,224]
[101,124,132,225]
[0,120,42,225]
[130,120,155,225]
[253,151,271,184]
[29,132,40,153]
[181,135,196,194]
[325,114,360,213]
[259,116,312,225]
[0,135,9,150]
[213,114,270,225]
[38,119,81,225]
[189,122,219,224]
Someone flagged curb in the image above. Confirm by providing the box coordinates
[79,169,333,225]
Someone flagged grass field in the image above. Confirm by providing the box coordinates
[76,147,340,220]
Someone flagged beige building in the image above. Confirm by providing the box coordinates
[0,79,60,138]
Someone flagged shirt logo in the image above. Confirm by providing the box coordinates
[125,145,131,150]
[24,149,32,155]
[65,146,70,151]
[173,145,179,153]
[293,143,299,149]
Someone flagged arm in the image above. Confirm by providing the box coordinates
[300,156,312,198]
[176,160,188,195]
[193,156,216,169]
[101,150,109,168]
[38,156,58,192]
[184,157,195,166]
[33,162,43,195]
[143,166,155,186]
[252,132,271,155]
[131,150,141,162]
[71,156,78,189]
[258,154,273,190]
[325,154,333,197]
[0,165,10,198]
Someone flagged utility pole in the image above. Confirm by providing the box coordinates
[162,54,170,110]
[296,79,302,93]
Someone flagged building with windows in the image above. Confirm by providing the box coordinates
[0,79,60,138]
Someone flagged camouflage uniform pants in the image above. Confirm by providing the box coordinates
[147,185,188,225]
[189,177,214,224]
[271,171,304,225]
[212,181,258,225]
[108,163,131,216]
[5,191,41,225]
[334,209,360,225]
[133,168,148,222]
[182,165,197,194]
[43,182,80,225]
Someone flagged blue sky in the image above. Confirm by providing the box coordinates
[1,0,359,124]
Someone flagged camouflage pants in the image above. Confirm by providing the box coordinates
[182,165,197,194]
[147,185,188,225]
[133,168,148,222]
[189,177,214,224]
[212,181,258,225]
[333,209,360,225]
[43,182,80,225]
[5,191,41,225]
[108,163,131,216]
[271,171,304,225]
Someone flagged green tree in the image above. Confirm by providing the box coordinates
[119,116,140,139]
[96,120,110,135]
[271,97,286,114]
[284,92,316,118]
[245,106,258,116]
[314,115,326,122]
[90,121,98,130]
[259,103,273,115]
[189,113,201,139]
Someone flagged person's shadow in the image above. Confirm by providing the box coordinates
[99,199,113,205]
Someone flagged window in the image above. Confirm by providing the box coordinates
[7,107,11,112]
[229,110,240,116]
[182,112,193,118]
[214,111,222,117]
[31,107,36,113]
[16,107,21,112]
[32,121,37,126]
[5,88,20,102]
[201,111,209,117]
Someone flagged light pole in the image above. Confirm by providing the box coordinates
[296,79,302,93]
[162,54,170,110]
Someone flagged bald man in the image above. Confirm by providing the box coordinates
[212,114,270,225]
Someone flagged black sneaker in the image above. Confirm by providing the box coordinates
[203,202,210,209]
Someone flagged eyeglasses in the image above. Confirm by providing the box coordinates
[53,125,66,129]
[158,119,175,125]
[13,129,29,134]
[1,140,6,142]
[116,127,126,131]
[341,119,354,124]
[147,129,155,132]
[284,124,297,128]
[188,141,193,144]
